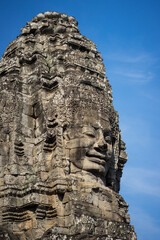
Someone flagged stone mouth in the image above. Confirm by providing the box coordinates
[87,149,107,160]
[86,151,107,165]
[88,157,106,166]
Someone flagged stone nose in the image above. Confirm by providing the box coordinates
[95,130,107,150]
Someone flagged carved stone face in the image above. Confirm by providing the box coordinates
[64,117,112,177]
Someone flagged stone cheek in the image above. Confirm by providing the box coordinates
[0,12,136,240]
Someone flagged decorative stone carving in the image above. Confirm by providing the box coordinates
[0,12,137,239]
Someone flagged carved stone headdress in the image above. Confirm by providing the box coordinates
[0,12,136,240]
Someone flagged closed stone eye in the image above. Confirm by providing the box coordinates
[84,131,95,138]
[82,126,96,137]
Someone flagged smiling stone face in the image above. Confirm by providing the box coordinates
[64,116,113,180]
[0,11,135,240]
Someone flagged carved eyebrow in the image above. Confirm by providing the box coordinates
[92,125,99,130]
[90,123,100,129]
[82,125,95,133]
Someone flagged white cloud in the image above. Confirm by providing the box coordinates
[120,116,152,148]
[104,52,157,64]
[121,167,160,198]
[130,207,160,240]
[113,69,154,84]
[140,90,160,104]
[103,51,156,85]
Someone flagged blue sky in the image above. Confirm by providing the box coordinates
[0,1,160,239]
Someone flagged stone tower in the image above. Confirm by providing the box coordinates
[0,12,137,240]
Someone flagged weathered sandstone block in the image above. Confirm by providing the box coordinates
[0,12,137,240]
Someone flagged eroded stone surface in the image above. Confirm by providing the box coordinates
[0,12,136,240]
